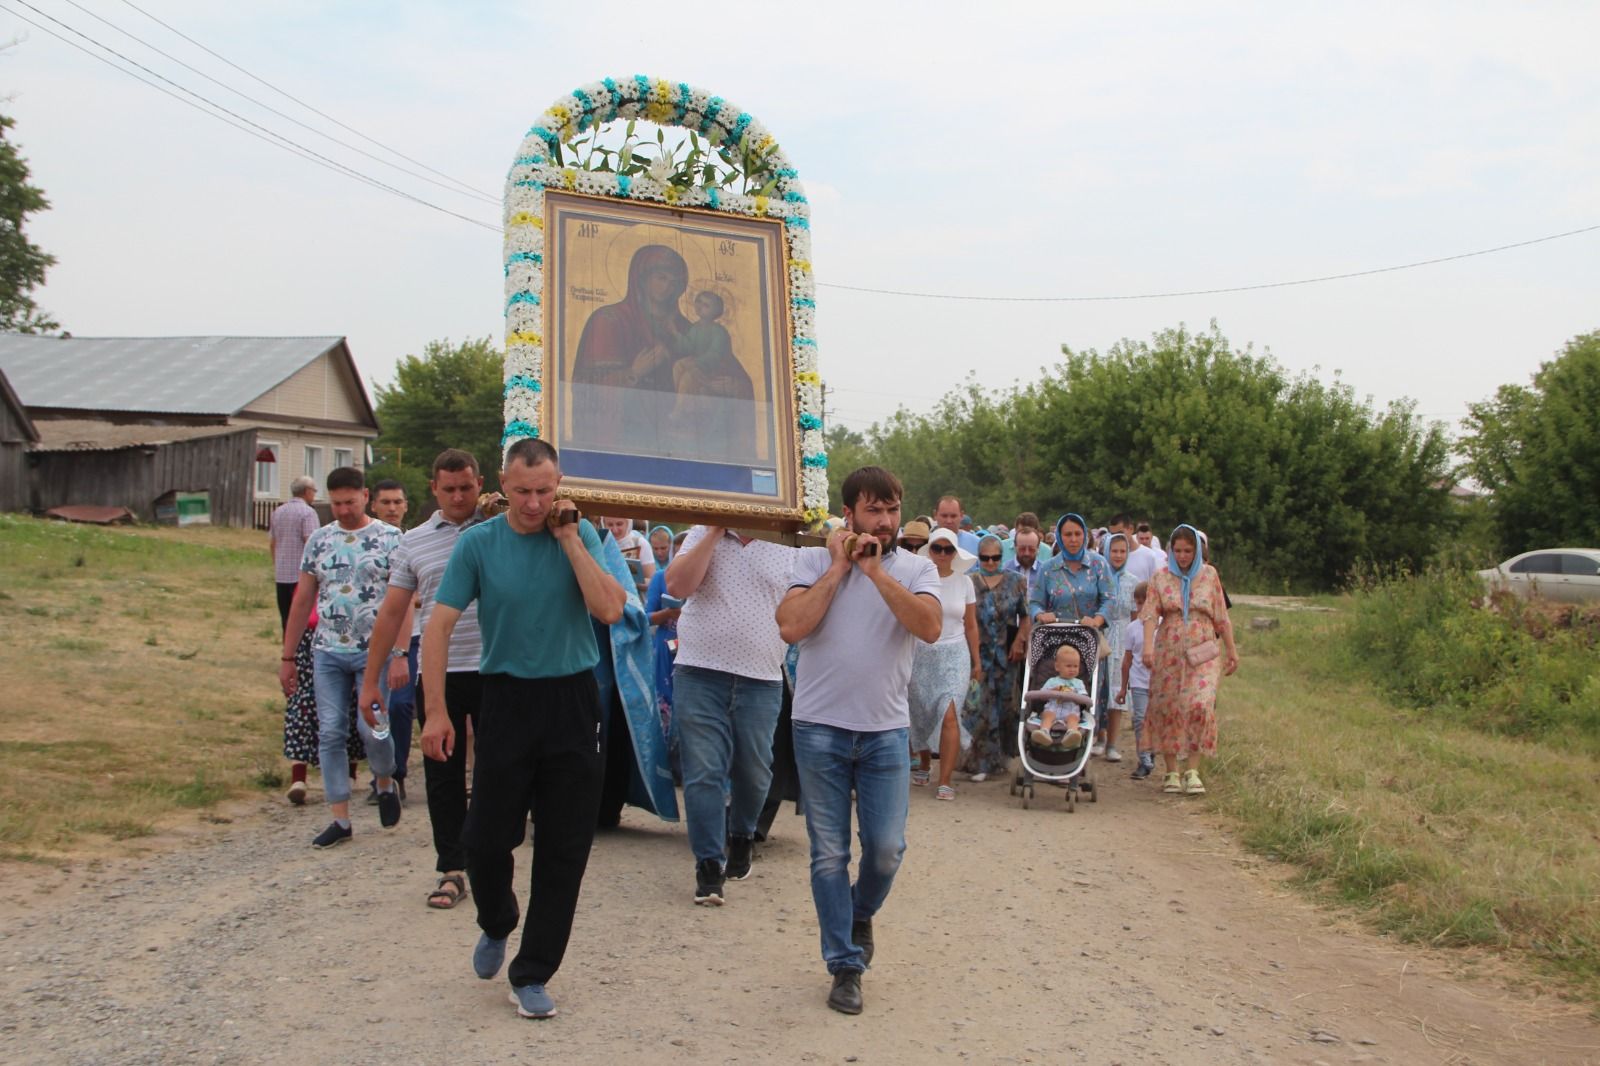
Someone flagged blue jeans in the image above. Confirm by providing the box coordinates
[673,665,783,863]
[312,649,395,805]
[1129,687,1150,752]
[376,635,418,782]
[791,721,909,974]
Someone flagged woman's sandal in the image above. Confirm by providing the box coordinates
[935,785,956,801]
[911,768,931,787]
[427,873,468,910]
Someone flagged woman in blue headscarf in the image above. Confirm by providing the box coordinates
[1028,513,1111,630]
[1138,525,1238,797]
[1099,531,1138,763]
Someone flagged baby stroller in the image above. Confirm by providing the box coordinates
[1011,622,1100,811]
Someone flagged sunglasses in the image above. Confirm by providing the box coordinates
[978,553,1002,561]
[899,539,926,551]
[928,543,957,555]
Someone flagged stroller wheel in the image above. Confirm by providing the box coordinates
[1066,789,1076,812]
[1089,779,1099,802]
[1021,788,1031,810]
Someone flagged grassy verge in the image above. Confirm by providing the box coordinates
[0,515,284,860]
[1213,601,1600,1004]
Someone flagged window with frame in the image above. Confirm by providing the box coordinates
[303,446,325,492]
[333,447,353,470]
[1560,553,1600,577]
[1509,553,1561,575]
[255,442,280,497]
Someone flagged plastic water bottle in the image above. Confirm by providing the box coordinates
[368,701,391,742]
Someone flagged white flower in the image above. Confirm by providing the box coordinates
[505,261,541,293]
[647,156,672,183]
[801,429,824,455]
[506,304,542,333]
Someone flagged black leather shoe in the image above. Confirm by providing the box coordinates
[851,917,874,967]
[827,970,863,1015]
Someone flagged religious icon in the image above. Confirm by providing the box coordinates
[544,191,802,525]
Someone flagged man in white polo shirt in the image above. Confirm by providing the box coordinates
[776,466,942,1016]
[359,448,486,910]
[665,524,796,906]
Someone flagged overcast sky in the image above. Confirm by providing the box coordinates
[5,1,1597,438]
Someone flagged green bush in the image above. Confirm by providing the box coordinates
[1343,567,1600,748]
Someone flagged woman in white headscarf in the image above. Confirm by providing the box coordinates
[906,527,980,801]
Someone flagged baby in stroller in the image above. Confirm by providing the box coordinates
[1025,644,1093,750]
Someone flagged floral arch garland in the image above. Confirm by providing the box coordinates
[501,75,828,525]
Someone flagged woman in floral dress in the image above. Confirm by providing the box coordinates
[1139,525,1239,796]
[963,534,1029,779]
[282,608,367,804]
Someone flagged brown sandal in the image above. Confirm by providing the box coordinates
[427,874,468,909]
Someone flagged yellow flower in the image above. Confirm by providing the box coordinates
[562,169,577,190]
[507,330,544,348]
[787,259,812,274]
[508,212,544,229]
[664,185,681,204]
[754,196,769,216]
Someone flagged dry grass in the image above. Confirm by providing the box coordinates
[0,515,285,860]
[1213,603,1600,1005]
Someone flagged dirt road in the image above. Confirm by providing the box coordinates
[3,767,1597,1065]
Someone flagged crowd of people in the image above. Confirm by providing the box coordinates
[267,452,1238,1020]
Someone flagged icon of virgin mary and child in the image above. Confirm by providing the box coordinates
[569,244,756,464]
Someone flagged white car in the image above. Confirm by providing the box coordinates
[1477,548,1600,604]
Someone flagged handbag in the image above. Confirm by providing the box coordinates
[1186,639,1220,667]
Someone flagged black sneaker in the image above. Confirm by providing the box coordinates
[826,970,863,1015]
[693,858,724,906]
[377,788,402,829]
[851,917,875,967]
[1130,762,1153,780]
[725,835,753,881]
[311,822,352,849]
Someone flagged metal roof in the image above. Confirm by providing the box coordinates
[0,335,351,417]
[30,419,253,453]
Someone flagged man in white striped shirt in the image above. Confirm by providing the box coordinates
[361,449,487,910]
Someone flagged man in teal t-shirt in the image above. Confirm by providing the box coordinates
[421,438,625,1021]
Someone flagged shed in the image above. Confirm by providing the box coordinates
[0,368,40,513]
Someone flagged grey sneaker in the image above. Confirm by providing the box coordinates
[724,835,753,881]
[1104,745,1123,763]
[472,932,508,979]
[509,983,557,1019]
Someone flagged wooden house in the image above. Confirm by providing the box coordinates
[0,336,380,527]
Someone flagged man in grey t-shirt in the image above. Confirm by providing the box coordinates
[776,466,941,1016]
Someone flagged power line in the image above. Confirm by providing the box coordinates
[14,4,1598,304]
[4,0,500,232]
[113,0,493,203]
[817,223,1600,302]
[56,0,499,205]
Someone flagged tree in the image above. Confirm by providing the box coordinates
[1460,330,1600,554]
[831,322,1454,590]
[0,110,57,334]
[368,337,504,498]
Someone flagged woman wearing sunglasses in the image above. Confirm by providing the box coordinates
[906,528,980,800]
[962,533,1029,781]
